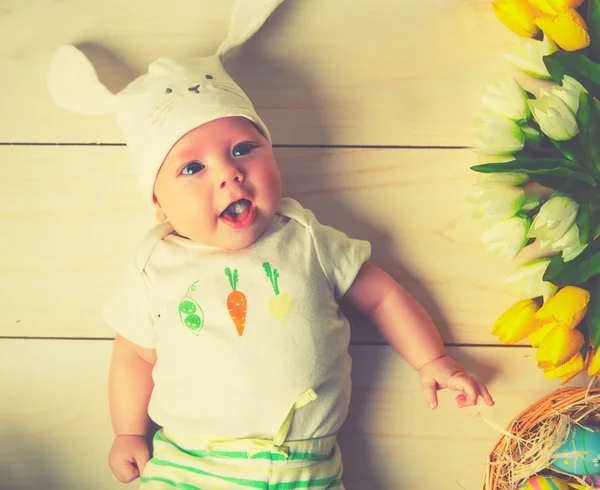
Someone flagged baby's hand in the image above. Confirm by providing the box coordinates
[108,434,150,483]
[418,355,494,409]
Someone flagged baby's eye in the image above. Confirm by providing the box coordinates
[181,161,205,176]
[232,142,256,157]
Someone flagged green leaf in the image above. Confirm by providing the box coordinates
[589,97,600,177]
[471,157,597,186]
[577,188,600,243]
[528,175,578,194]
[575,92,600,179]
[544,51,600,96]
[588,0,600,63]
[551,138,586,164]
[580,341,590,360]
[544,239,600,286]
[577,199,592,245]
[585,277,600,349]
[513,144,562,160]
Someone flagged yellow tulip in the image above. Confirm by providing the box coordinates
[527,0,583,14]
[528,320,557,346]
[492,298,540,343]
[541,351,586,383]
[492,0,540,37]
[535,9,590,51]
[555,0,584,8]
[535,325,585,366]
[527,0,559,15]
[532,286,589,329]
[589,347,600,376]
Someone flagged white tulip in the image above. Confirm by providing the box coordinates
[552,75,587,115]
[528,90,579,141]
[521,193,543,213]
[505,34,558,79]
[481,215,531,261]
[476,172,529,186]
[476,153,517,164]
[528,194,579,246]
[550,222,587,262]
[521,124,542,146]
[481,76,531,122]
[473,116,525,155]
[468,183,525,220]
[505,258,558,302]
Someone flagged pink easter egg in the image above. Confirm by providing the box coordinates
[518,475,571,490]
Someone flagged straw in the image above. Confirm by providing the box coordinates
[480,387,600,490]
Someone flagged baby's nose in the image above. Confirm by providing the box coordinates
[220,165,244,188]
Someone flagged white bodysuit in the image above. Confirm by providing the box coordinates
[104,198,371,441]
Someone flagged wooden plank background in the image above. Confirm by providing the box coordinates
[0,1,589,489]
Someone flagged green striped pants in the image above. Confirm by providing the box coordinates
[140,390,345,489]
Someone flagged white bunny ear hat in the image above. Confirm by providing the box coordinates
[48,0,284,202]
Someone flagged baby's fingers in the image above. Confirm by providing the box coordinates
[111,458,141,483]
[133,444,151,476]
[449,375,479,406]
[476,380,495,406]
[451,375,495,407]
[108,435,150,483]
[455,392,469,408]
[420,378,439,409]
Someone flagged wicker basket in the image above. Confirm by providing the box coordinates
[481,387,600,490]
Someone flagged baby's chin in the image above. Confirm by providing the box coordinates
[176,218,271,249]
[222,216,274,250]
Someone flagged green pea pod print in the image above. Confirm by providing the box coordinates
[178,280,205,335]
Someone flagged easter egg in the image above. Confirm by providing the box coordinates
[551,424,600,476]
[584,473,600,488]
[518,475,571,490]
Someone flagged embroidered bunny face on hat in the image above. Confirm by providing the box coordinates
[48,0,284,203]
[114,54,272,203]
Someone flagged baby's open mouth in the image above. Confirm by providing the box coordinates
[219,199,256,229]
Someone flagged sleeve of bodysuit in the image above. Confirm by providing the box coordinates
[305,209,372,300]
[102,256,158,349]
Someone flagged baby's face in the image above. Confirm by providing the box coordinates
[153,117,282,249]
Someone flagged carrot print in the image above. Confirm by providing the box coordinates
[225,267,247,337]
[178,280,205,335]
[262,262,294,326]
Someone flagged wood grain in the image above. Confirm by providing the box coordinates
[0,0,518,146]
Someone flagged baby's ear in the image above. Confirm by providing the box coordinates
[47,45,116,115]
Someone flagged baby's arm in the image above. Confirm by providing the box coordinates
[108,334,156,483]
[344,261,494,409]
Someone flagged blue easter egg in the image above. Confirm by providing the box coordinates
[552,424,600,476]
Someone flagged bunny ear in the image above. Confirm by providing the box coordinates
[47,45,116,115]
[216,0,285,57]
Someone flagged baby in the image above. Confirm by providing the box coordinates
[47,3,493,488]
[104,103,494,489]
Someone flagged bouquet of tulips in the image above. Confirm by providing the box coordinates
[470,0,600,382]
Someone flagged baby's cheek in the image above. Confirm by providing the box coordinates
[266,168,283,200]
